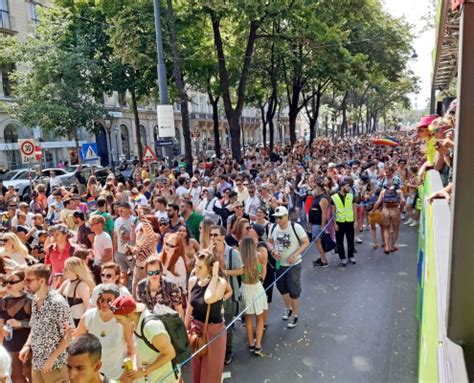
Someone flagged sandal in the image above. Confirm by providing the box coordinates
[371,243,379,249]
[384,248,390,255]
[391,246,399,252]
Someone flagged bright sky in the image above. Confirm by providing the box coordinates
[382,0,436,110]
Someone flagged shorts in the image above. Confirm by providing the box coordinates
[276,263,302,299]
[115,252,135,273]
[311,224,323,241]
[368,210,383,226]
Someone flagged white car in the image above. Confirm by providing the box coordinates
[57,164,103,187]
[1,168,69,200]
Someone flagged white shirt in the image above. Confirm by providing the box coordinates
[114,216,134,254]
[93,231,112,265]
[162,257,187,294]
[244,195,261,216]
[49,176,62,188]
[176,186,189,199]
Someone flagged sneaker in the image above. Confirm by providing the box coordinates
[287,316,299,329]
[349,258,356,265]
[282,308,292,321]
[313,258,329,268]
[339,259,347,267]
[404,219,413,225]
[224,352,233,365]
[254,347,263,356]
[355,237,362,244]
[409,221,418,227]
[249,343,255,353]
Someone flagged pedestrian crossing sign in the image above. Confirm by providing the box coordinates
[80,143,99,161]
[143,145,157,161]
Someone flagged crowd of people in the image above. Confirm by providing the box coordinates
[0,112,454,382]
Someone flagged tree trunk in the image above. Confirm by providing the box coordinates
[324,114,329,137]
[210,12,259,161]
[165,0,193,171]
[340,92,348,138]
[305,88,321,146]
[130,87,143,159]
[259,105,267,148]
[210,95,221,158]
[74,126,82,165]
[287,83,300,146]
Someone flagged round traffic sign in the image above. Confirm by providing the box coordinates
[20,140,35,156]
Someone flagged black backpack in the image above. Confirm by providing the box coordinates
[137,312,191,379]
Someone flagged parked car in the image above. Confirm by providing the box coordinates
[57,164,103,187]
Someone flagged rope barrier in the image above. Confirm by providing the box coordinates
[159,217,335,382]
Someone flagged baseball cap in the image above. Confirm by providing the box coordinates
[416,115,439,129]
[110,296,145,316]
[339,178,350,188]
[272,206,289,217]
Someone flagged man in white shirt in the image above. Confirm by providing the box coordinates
[189,177,202,206]
[113,202,136,286]
[89,215,113,266]
[175,177,189,200]
[48,170,62,189]
[234,177,249,204]
[244,184,260,221]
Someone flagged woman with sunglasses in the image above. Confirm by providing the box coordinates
[0,270,32,383]
[0,232,29,268]
[252,207,270,240]
[89,262,131,307]
[136,256,184,318]
[73,284,134,381]
[58,256,95,326]
[159,233,188,294]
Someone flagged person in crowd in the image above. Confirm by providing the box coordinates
[59,198,76,230]
[239,237,267,355]
[19,264,74,382]
[157,217,170,254]
[177,225,200,271]
[66,333,109,383]
[111,295,179,383]
[366,188,385,249]
[198,218,213,250]
[0,270,33,383]
[153,197,168,221]
[373,177,405,254]
[58,257,95,326]
[158,233,188,299]
[113,202,136,287]
[249,224,273,327]
[89,263,131,306]
[136,256,184,318]
[73,285,133,381]
[166,204,182,233]
[244,183,261,221]
[86,176,101,200]
[180,200,203,240]
[209,225,243,365]
[89,216,113,266]
[92,199,114,239]
[308,177,330,267]
[331,179,357,266]
[226,202,249,234]
[185,252,230,383]
[73,211,94,249]
[0,232,29,267]
[45,224,77,287]
[268,206,309,328]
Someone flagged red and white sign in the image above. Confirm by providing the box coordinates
[142,145,157,161]
[35,145,42,161]
[18,139,36,164]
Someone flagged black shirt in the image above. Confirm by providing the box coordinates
[190,282,223,324]
[0,293,33,352]
[308,194,329,225]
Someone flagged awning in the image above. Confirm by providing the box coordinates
[432,0,461,90]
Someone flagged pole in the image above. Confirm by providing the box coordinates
[153,0,174,167]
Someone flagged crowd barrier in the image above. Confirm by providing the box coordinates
[159,217,334,382]
[417,171,468,382]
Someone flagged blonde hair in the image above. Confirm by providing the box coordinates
[240,236,259,284]
[3,232,29,258]
[64,256,96,290]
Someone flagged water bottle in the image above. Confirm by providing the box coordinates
[4,324,13,341]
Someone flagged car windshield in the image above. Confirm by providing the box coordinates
[16,171,35,180]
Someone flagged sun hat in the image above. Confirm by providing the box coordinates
[416,115,439,129]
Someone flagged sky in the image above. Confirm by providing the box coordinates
[382,0,437,110]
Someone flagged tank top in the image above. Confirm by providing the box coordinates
[190,281,223,324]
[308,194,328,225]
[383,189,400,205]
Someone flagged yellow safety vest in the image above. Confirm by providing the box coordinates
[332,193,354,223]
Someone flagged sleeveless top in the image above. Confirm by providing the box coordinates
[383,189,400,205]
[190,281,223,324]
[62,280,85,320]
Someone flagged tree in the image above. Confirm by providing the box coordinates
[0,7,106,157]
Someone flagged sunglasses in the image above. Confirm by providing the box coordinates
[243,183,249,186]
[98,298,114,304]
[6,279,22,285]
[147,270,161,276]
[166,242,177,248]
[159,223,168,226]
[276,216,285,220]
[244,226,251,230]
[210,233,220,237]
[101,273,114,279]
[235,206,243,209]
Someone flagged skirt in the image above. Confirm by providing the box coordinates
[241,282,268,315]
[368,210,383,226]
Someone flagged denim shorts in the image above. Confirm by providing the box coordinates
[311,224,323,241]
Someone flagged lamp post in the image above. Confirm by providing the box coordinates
[113,125,120,166]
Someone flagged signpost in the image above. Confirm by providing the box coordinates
[19,139,36,164]
[156,138,175,147]
[80,143,99,161]
[143,145,158,161]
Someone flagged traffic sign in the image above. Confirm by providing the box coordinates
[157,105,176,137]
[143,145,157,161]
[35,145,42,161]
[19,139,37,164]
[80,143,99,161]
[156,138,175,147]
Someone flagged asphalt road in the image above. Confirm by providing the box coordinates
[211,222,420,383]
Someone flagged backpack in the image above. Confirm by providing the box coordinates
[137,310,191,379]
[269,222,302,244]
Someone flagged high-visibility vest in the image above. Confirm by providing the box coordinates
[331,193,354,223]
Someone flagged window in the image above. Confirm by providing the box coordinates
[29,2,40,25]
[191,95,198,113]
[1,64,15,96]
[0,0,10,30]
[199,95,206,113]
[118,91,127,107]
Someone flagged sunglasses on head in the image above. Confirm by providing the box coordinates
[147,270,161,276]
[166,242,177,248]
[5,279,22,285]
